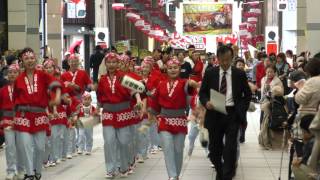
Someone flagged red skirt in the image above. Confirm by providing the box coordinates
[157,116,188,134]
[50,111,68,127]
[14,112,49,134]
[102,108,138,128]
[0,116,14,129]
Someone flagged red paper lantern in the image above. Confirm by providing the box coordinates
[112,3,125,10]
[247,17,258,24]
[246,1,260,8]
[126,12,140,22]
[135,20,145,30]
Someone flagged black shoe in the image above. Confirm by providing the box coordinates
[239,136,245,143]
[35,173,42,180]
[215,174,222,180]
[24,175,35,180]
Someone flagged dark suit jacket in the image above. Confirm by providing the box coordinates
[199,66,252,129]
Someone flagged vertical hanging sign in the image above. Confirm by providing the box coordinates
[265,26,279,55]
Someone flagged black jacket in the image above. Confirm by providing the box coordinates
[180,61,192,79]
[89,51,105,69]
[199,66,252,129]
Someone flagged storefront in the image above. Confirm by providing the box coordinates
[63,0,95,73]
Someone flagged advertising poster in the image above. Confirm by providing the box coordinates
[67,0,86,18]
[95,27,109,49]
[183,3,233,35]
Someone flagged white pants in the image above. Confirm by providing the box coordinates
[4,129,24,174]
[160,131,186,179]
[67,127,77,155]
[51,125,67,161]
[103,126,131,173]
[78,127,93,152]
[16,131,46,176]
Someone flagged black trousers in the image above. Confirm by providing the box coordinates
[208,108,240,180]
[92,67,99,83]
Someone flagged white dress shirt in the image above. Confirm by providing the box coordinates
[184,56,195,69]
[219,66,234,106]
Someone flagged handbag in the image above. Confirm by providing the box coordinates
[309,105,320,131]
[248,102,256,112]
[199,127,209,148]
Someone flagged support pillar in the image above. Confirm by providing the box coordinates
[8,0,40,54]
[47,0,63,63]
[296,0,306,54]
[305,0,320,55]
[8,0,27,50]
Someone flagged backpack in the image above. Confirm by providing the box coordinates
[269,96,288,130]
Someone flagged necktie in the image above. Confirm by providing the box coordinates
[220,71,227,95]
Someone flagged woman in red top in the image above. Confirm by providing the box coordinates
[13,48,61,180]
[142,56,165,154]
[0,64,24,179]
[60,54,93,100]
[151,58,198,180]
[97,53,141,178]
[43,60,70,165]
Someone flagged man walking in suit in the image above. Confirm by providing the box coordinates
[199,45,252,180]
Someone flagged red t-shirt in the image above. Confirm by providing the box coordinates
[190,59,204,82]
[97,71,137,128]
[13,70,61,133]
[152,78,196,134]
[255,62,266,89]
[0,85,15,128]
[61,69,92,97]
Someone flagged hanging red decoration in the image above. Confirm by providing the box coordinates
[112,3,126,10]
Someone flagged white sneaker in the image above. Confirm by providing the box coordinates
[17,171,25,180]
[67,154,72,159]
[150,149,157,154]
[85,151,91,155]
[120,171,128,178]
[49,161,56,167]
[5,173,15,180]
[44,162,51,168]
[56,159,62,164]
[128,166,134,174]
[77,150,83,155]
[137,156,144,163]
[105,173,116,179]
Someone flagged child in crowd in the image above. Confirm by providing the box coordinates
[78,92,97,155]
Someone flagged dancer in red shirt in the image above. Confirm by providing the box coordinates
[0,64,25,179]
[150,58,198,180]
[97,52,141,178]
[43,60,70,165]
[13,48,61,180]
[61,54,93,99]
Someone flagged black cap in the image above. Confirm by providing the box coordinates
[288,70,306,82]
[6,55,17,65]
[188,44,195,49]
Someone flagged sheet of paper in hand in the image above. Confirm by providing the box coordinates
[210,89,227,115]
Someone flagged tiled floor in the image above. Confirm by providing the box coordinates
[0,105,289,179]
